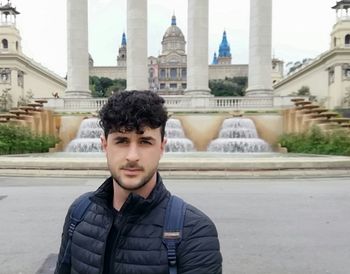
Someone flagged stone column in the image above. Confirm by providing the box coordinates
[246,0,273,96]
[127,0,148,90]
[66,0,90,97]
[185,0,210,96]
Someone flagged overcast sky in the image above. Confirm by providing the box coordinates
[12,0,336,77]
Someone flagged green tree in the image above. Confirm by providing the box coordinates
[209,77,247,97]
[89,76,126,97]
[106,79,127,97]
[297,86,310,96]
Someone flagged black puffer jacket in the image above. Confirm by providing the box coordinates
[55,174,222,274]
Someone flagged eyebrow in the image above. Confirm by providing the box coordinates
[112,136,156,142]
[113,136,128,142]
[139,136,156,142]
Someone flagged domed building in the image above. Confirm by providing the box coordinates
[91,14,282,92]
[157,15,187,94]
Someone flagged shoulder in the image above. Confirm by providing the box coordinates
[177,202,222,273]
[183,203,218,237]
[65,191,94,219]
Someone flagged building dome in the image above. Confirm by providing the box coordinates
[161,15,186,55]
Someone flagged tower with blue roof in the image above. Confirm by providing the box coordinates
[212,52,218,64]
[216,31,232,65]
[117,32,127,66]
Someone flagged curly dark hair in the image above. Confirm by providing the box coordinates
[99,90,168,140]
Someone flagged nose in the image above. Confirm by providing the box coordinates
[126,143,140,162]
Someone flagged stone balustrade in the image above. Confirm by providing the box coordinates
[41,95,303,113]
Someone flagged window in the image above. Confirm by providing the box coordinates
[16,41,18,51]
[160,83,165,89]
[345,34,350,46]
[0,68,10,82]
[160,69,166,79]
[329,69,335,85]
[1,73,8,81]
[170,83,177,89]
[18,71,24,87]
[181,83,187,89]
[170,68,177,79]
[344,68,350,78]
[181,68,187,79]
[2,39,8,49]
[334,37,337,47]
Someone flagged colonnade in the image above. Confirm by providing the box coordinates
[65,0,272,98]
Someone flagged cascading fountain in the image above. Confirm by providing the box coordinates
[65,118,103,152]
[165,118,195,152]
[65,117,195,153]
[207,117,271,153]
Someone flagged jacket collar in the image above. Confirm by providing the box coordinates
[91,172,169,216]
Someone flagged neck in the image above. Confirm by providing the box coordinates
[112,173,158,210]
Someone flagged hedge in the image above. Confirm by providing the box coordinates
[0,124,59,154]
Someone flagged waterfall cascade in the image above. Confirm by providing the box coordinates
[65,118,195,153]
[65,118,103,152]
[207,118,271,153]
[165,118,195,152]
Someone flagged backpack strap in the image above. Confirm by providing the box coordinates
[61,192,93,265]
[163,195,187,274]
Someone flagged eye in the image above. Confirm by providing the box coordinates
[115,139,128,144]
[140,140,152,145]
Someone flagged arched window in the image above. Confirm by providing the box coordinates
[345,34,350,46]
[2,39,8,49]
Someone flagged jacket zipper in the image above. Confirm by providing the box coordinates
[107,212,126,273]
[98,211,114,274]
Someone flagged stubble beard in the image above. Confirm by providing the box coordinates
[111,166,158,191]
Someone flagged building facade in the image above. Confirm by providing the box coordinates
[274,0,350,109]
[90,16,252,93]
[90,15,283,94]
[0,2,66,108]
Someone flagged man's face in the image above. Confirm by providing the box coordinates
[101,127,167,191]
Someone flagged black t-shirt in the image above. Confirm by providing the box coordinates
[103,200,120,274]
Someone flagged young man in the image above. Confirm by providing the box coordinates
[55,90,222,274]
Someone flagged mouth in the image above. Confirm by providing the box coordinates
[121,168,143,176]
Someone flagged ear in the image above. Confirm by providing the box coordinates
[100,135,107,152]
[160,137,167,156]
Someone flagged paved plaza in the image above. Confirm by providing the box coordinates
[0,176,349,274]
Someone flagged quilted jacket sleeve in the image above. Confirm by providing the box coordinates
[177,205,222,274]
[54,199,80,274]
